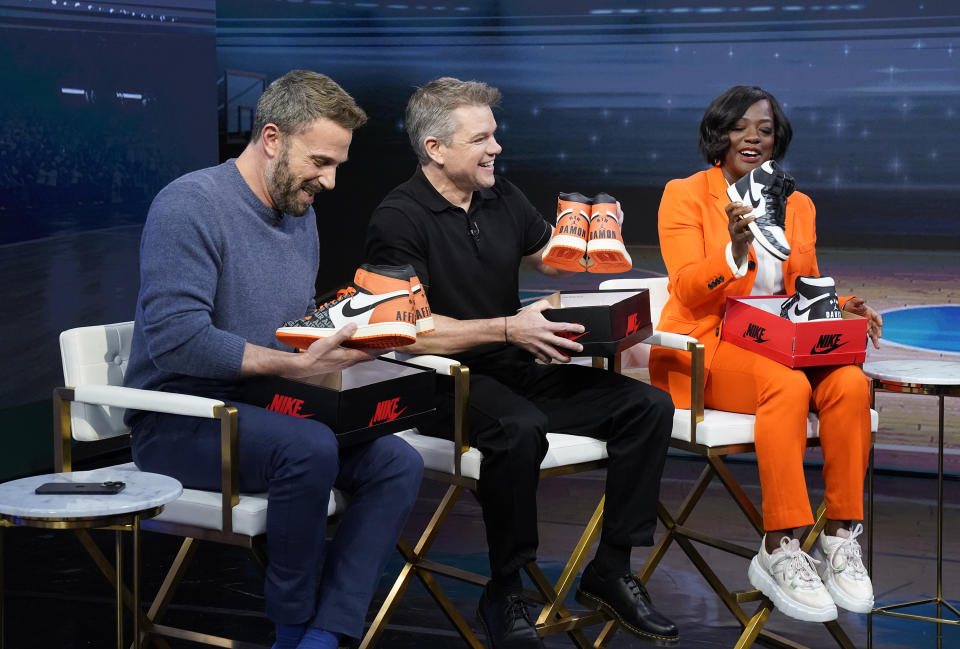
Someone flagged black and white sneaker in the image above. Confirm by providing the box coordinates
[780,276,843,322]
[726,160,796,261]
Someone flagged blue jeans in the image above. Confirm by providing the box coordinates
[131,401,423,640]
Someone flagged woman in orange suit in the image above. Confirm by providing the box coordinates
[651,85,884,623]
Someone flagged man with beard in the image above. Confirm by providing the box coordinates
[123,70,423,649]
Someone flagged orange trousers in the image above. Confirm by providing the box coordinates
[704,340,872,531]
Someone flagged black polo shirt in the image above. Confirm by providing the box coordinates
[365,166,552,364]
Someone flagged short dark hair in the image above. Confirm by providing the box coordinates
[250,70,367,142]
[698,85,792,166]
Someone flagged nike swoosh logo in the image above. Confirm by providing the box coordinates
[791,293,831,316]
[339,290,408,318]
[811,340,847,354]
[747,174,764,208]
[557,330,590,342]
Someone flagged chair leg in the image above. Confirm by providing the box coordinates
[144,537,199,631]
[708,456,763,535]
[535,495,604,627]
[639,465,715,582]
[525,563,603,649]
[71,530,173,649]
[358,561,417,649]
[413,567,485,649]
[362,484,485,649]
[734,606,770,649]
[620,453,855,649]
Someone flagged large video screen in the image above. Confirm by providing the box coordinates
[0,0,217,244]
[218,0,960,250]
[0,0,216,409]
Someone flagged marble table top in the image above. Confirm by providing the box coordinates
[862,359,960,386]
[0,468,182,520]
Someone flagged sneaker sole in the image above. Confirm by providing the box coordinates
[542,236,588,272]
[746,220,790,260]
[276,323,417,350]
[416,316,436,335]
[574,589,679,647]
[819,569,874,614]
[585,241,632,274]
[747,556,837,622]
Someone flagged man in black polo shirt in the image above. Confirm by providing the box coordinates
[365,77,678,649]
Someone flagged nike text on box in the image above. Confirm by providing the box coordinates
[240,358,435,447]
[541,289,652,357]
[721,296,867,368]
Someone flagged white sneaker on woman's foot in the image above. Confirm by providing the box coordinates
[748,536,838,622]
[817,524,874,613]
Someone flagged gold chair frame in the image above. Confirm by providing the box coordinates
[360,359,618,649]
[53,385,272,649]
[591,339,861,649]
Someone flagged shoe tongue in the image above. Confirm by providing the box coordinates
[834,528,851,539]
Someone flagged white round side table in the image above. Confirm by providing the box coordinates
[862,359,960,647]
[0,468,182,649]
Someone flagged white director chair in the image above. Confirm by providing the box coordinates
[56,321,347,648]
[360,353,618,649]
[596,277,878,649]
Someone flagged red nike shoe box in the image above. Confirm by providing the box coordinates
[542,289,652,357]
[721,296,867,368]
[240,357,435,447]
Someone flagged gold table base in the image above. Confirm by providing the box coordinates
[0,506,162,649]
[868,375,960,649]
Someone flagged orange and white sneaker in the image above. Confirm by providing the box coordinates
[276,264,417,350]
[408,273,435,334]
[586,193,632,274]
[541,192,591,272]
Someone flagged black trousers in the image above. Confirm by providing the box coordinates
[419,354,674,580]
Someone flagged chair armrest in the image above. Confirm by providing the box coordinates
[59,384,240,532]
[394,353,461,376]
[72,383,224,418]
[393,353,471,477]
[633,331,706,443]
[642,331,699,350]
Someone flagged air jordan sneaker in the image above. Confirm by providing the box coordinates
[586,192,632,273]
[541,192,591,272]
[780,275,842,322]
[726,160,796,261]
[276,264,417,350]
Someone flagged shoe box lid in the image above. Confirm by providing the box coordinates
[240,357,435,447]
[541,289,652,357]
[721,296,867,368]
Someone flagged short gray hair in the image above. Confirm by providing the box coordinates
[405,77,502,165]
[251,69,367,142]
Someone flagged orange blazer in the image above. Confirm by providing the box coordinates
[650,165,850,408]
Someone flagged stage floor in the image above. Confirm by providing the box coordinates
[2,454,957,648]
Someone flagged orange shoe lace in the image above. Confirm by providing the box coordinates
[302,287,356,321]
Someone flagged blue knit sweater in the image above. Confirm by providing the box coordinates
[124,160,319,401]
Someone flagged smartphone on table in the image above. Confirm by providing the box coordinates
[34,481,126,495]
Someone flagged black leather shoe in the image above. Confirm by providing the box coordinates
[575,561,679,647]
[476,588,544,649]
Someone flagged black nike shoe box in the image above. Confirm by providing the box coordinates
[541,289,652,357]
[722,296,867,367]
[240,357,435,447]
